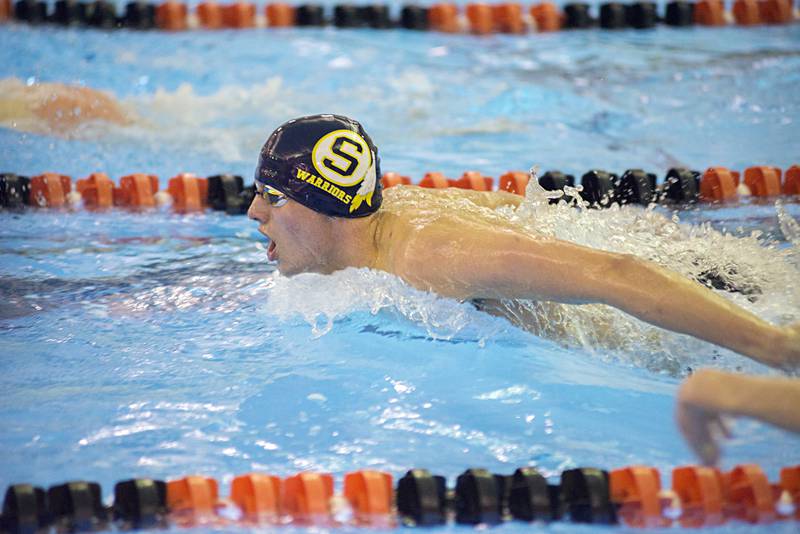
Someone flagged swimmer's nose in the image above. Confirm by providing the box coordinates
[247,194,268,223]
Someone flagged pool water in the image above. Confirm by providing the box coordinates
[1,5,800,532]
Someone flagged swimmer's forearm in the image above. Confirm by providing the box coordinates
[408,227,786,368]
[599,255,783,367]
[682,369,800,433]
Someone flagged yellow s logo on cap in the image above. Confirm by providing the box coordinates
[311,129,374,188]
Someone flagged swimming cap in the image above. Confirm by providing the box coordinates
[255,114,382,218]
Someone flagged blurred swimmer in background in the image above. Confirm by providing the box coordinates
[0,78,133,137]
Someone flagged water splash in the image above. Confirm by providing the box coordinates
[266,268,507,342]
[777,199,800,251]
[263,182,798,376]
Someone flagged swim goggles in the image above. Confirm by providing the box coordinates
[255,182,289,207]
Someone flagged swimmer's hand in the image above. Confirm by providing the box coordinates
[676,369,732,465]
[676,368,800,466]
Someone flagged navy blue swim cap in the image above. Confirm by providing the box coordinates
[255,114,382,218]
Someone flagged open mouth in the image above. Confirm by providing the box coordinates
[267,239,278,262]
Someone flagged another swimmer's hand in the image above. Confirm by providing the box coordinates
[676,368,800,465]
[675,369,732,466]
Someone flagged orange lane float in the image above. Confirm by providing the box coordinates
[265,3,296,27]
[418,172,452,188]
[672,466,725,527]
[493,3,526,33]
[694,0,727,26]
[155,1,188,30]
[30,173,72,208]
[743,166,782,196]
[230,473,281,522]
[760,0,793,24]
[429,3,460,33]
[115,174,159,208]
[0,0,10,22]
[76,172,114,209]
[733,0,763,25]
[223,1,256,28]
[784,165,800,195]
[780,466,800,519]
[381,172,412,188]
[197,1,225,29]
[723,464,777,524]
[343,470,394,525]
[166,476,220,525]
[466,4,494,35]
[452,171,493,191]
[499,171,530,195]
[610,466,671,528]
[7,163,800,213]
[530,2,562,32]
[167,173,206,212]
[699,167,739,201]
[282,473,334,523]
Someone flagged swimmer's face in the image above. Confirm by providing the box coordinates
[248,192,337,276]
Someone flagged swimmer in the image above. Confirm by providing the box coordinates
[676,369,800,465]
[0,78,132,137]
[247,114,800,373]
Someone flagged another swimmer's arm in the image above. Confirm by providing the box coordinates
[676,369,800,465]
[402,224,790,370]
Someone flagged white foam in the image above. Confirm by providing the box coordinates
[266,267,506,342]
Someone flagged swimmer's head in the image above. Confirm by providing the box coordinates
[254,114,382,218]
[249,115,382,275]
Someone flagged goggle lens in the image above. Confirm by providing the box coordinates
[257,183,288,207]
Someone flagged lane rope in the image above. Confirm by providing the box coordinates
[2,464,799,531]
[1,1,798,33]
[2,164,798,212]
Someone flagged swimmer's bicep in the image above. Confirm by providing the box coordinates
[464,232,626,302]
[402,225,622,303]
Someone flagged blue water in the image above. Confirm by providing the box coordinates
[2,8,800,532]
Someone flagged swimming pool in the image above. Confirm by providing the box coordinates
[1,3,800,531]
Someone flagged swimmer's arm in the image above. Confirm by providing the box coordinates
[401,224,790,370]
[676,369,800,464]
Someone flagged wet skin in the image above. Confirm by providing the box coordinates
[248,185,800,374]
